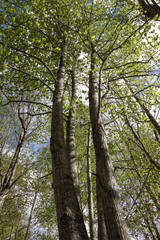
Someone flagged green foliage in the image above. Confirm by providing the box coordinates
[0,0,159,239]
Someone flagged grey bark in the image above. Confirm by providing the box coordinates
[24,190,38,240]
[50,37,89,240]
[66,63,81,208]
[86,128,97,240]
[89,50,131,240]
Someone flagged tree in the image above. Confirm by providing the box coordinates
[50,35,89,240]
[89,50,130,240]
[0,0,159,239]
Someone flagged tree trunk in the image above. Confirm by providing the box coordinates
[50,37,89,240]
[25,190,38,240]
[96,184,108,240]
[137,0,160,18]
[66,62,81,208]
[0,129,25,208]
[86,128,97,240]
[89,50,130,240]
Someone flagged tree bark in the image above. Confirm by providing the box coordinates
[50,37,89,240]
[25,190,38,240]
[86,128,97,240]
[66,63,81,208]
[137,0,160,18]
[89,50,130,240]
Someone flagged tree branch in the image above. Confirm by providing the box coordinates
[7,64,54,93]
[0,41,56,81]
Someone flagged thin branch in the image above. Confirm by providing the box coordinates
[19,111,52,116]
[39,172,52,179]
[103,59,153,71]
[103,21,148,59]
[114,166,136,172]
[109,73,155,82]
[125,116,160,170]
[0,41,56,81]
[7,64,54,93]
[0,98,52,109]
[125,169,152,220]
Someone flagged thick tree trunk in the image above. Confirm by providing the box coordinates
[96,184,108,240]
[89,51,130,240]
[50,37,89,240]
[137,0,160,18]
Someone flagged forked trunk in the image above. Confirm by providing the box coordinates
[50,37,89,240]
[89,51,130,240]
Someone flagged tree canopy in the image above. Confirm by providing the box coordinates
[0,0,160,239]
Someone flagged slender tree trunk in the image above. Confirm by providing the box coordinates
[89,50,130,240]
[0,103,32,209]
[86,128,97,240]
[25,190,38,240]
[0,131,25,208]
[50,37,89,240]
[66,62,81,208]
